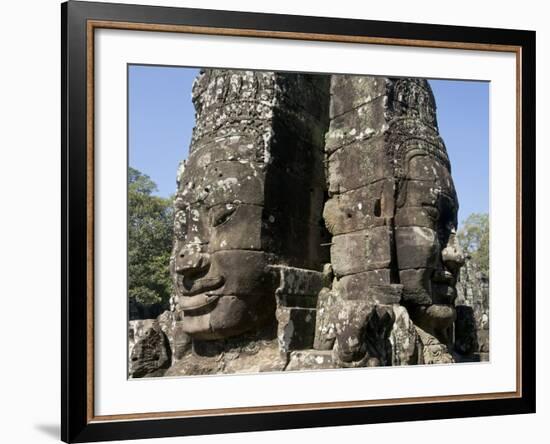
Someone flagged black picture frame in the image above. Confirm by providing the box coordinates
[61,1,536,442]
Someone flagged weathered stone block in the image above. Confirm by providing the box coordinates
[330,75,387,118]
[395,206,438,229]
[327,137,392,193]
[323,180,393,235]
[399,268,433,305]
[194,70,276,110]
[129,326,172,378]
[190,98,275,148]
[177,160,266,207]
[272,265,324,297]
[157,311,192,362]
[332,299,374,364]
[286,350,336,371]
[272,265,323,308]
[204,161,266,208]
[366,226,393,271]
[325,97,387,153]
[390,305,420,365]
[395,226,438,270]
[330,227,392,277]
[395,179,439,208]
[128,319,155,358]
[223,344,289,374]
[334,303,395,366]
[415,326,455,365]
[334,270,401,304]
[164,337,288,376]
[189,70,277,148]
[330,231,368,277]
[186,136,264,169]
[387,78,438,127]
[406,154,452,182]
[276,306,317,351]
[313,288,338,350]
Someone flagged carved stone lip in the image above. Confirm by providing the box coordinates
[178,293,221,311]
[178,275,225,298]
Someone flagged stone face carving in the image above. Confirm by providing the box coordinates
[170,70,330,343]
[321,76,464,366]
[132,69,331,376]
[129,71,484,378]
[322,78,392,366]
[388,79,465,349]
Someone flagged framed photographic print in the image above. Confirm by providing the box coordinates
[61,0,536,442]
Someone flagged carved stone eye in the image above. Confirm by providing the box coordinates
[211,205,238,227]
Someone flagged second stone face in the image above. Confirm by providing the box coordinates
[323,75,464,350]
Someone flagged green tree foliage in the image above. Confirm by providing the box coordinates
[128,167,173,306]
[457,213,489,276]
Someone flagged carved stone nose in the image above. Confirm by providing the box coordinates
[176,248,210,275]
[441,233,465,273]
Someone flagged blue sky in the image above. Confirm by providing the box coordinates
[128,65,489,225]
[430,79,489,224]
[128,65,199,197]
